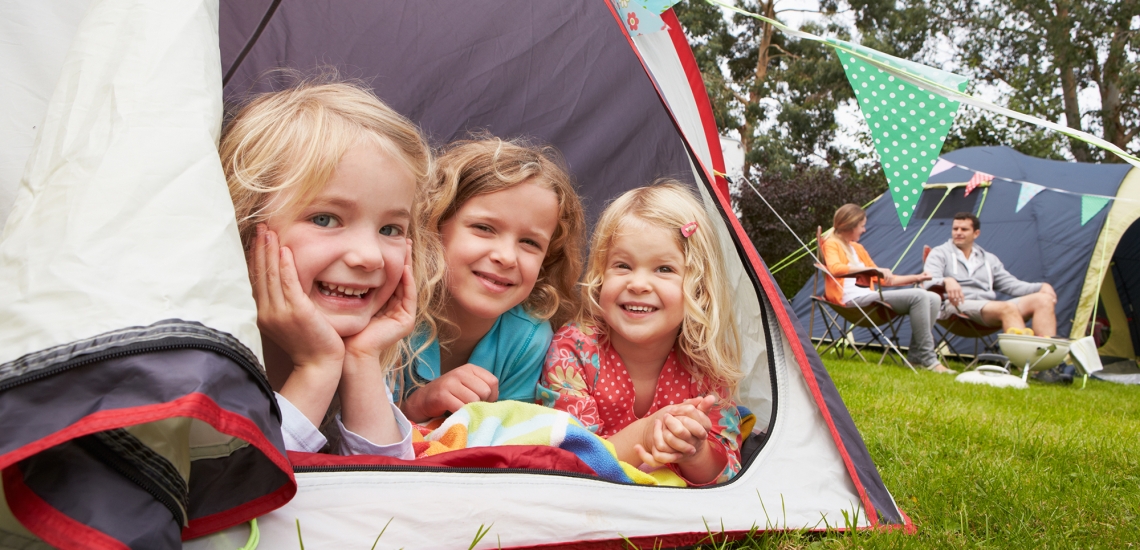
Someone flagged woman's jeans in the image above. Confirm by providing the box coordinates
[849,288,942,367]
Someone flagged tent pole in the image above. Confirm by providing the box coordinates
[1086,209,1113,339]
[890,188,951,272]
[975,187,989,218]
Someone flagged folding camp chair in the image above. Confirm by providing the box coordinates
[922,245,1001,362]
[807,227,904,365]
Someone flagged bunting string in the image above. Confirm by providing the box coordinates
[702,0,1140,169]
[942,160,1136,204]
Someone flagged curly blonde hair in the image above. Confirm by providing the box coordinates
[420,137,585,344]
[219,79,437,373]
[579,181,742,393]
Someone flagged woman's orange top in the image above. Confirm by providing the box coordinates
[820,237,879,305]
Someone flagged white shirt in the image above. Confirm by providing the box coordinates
[276,379,414,459]
[959,246,986,276]
[840,242,876,304]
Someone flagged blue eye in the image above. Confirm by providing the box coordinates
[380,225,404,237]
[311,214,335,227]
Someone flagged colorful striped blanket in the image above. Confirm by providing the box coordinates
[412,401,685,486]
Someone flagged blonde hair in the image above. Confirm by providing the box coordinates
[219,79,438,375]
[421,137,585,343]
[833,203,866,234]
[579,181,742,393]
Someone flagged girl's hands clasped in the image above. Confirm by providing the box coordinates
[633,395,716,468]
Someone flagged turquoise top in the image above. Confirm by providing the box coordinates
[402,305,553,404]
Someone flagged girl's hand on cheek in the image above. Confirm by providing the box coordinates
[401,365,499,422]
[251,225,344,368]
[345,239,417,361]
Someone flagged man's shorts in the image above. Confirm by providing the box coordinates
[939,297,1022,323]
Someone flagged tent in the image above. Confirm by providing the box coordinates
[0,1,294,548]
[789,146,1140,370]
[2,1,910,547]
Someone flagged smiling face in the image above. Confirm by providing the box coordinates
[439,180,560,333]
[265,140,415,337]
[598,220,687,354]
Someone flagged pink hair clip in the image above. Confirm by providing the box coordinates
[680,221,698,238]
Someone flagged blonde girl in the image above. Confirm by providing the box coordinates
[222,80,435,456]
[398,138,585,423]
[538,181,743,485]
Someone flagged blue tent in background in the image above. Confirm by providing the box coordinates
[791,146,1140,364]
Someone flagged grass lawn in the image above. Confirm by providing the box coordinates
[704,354,1140,549]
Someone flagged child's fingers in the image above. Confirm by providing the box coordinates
[437,393,468,415]
[652,417,672,454]
[250,225,268,304]
[466,365,499,402]
[447,385,483,407]
[696,394,716,414]
[634,444,660,468]
[674,415,709,441]
[391,239,415,313]
[277,245,307,306]
[661,415,698,455]
[646,420,683,464]
[263,230,287,309]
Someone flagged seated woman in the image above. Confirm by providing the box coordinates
[822,204,952,374]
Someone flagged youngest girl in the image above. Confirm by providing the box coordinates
[538,182,744,485]
[222,81,434,456]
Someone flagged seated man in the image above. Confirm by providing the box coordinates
[924,212,1058,336]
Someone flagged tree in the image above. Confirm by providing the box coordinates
[938,0,1139,162]
[676,1,869,178]
[674,0,1138,296]
[674,0,897,293]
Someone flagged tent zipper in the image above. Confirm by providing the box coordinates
[292,463,745,489]
[0,341,271,400]
[75,433,188,527]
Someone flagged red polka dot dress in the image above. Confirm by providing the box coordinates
[537,323,742,484]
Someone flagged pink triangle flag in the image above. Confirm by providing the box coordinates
[964,171,993,197]
[930,158,954,176]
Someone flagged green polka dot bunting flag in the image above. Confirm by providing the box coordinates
[837,48,966,228]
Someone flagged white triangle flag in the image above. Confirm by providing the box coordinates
[930,158,954,176]
[1016,182,1045,212]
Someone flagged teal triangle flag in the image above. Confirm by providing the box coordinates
[1016,182,1045,212]
[1080,195,1110,226]
[837,47,966,229]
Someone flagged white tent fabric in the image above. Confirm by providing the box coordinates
[0,0,262,365]
[0,0,92,230]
